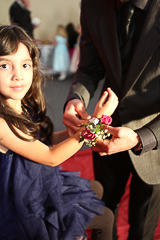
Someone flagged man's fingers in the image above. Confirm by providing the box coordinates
[99,152,107,156]
[66,127,76,137]
[76,104,91,120]
[63,116,84,130]
[93,138,110,153]
[65,99,91,120]
[105,126,119,136]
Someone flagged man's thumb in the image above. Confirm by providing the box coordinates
[106,125,117,136]
[79,108,91,120]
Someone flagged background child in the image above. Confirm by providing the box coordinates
[52,24,70,80]
[69,24,81,73]
[66,22,79,59]
[0,25,118,240]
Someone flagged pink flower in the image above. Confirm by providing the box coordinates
[82,127,96,140]
[100,114,112,125]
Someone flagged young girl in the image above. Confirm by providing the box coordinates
[52,25,70,80]
[0,25,118,240]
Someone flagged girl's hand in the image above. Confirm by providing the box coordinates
[93,88,118,118]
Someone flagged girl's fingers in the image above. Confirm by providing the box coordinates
[98,91,109,106]
[107,88,119,107]
[106,88,117,103]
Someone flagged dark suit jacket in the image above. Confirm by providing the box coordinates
[67,0,160,184]
[9,1,33,38]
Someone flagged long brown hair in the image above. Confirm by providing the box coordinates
[0,24,53,141]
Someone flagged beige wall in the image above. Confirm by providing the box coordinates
[1,0,80,41]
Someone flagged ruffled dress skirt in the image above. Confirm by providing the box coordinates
[52,35,70,73]
[0,150,104,240]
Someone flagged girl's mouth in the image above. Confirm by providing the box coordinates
[11,86,24,91]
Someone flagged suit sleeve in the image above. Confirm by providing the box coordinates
[66,0,106,109]
[133,114,160,155]
[143,114,160,149]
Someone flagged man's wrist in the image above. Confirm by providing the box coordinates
[133,141,142,151]
[132,135,143,155]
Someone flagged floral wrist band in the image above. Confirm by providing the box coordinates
[79,114,112,147]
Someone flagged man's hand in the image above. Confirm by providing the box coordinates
[63,88,118,137]
[63,99,91,136]
[93,126,141,155]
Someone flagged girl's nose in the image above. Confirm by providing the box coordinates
[12,67,23,81]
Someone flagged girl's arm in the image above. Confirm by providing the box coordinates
[0,119,84,167]
[0,88,118,167]
[50,130,69,145]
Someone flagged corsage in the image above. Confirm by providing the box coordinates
[79,114,112,147]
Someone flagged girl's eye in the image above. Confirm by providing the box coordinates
[23,63,31,69]
[0,64,9,69]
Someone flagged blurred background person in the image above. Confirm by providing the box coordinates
[69,24,81,73]
[52,24,70,81]
[9,0,33,38]
[66,22,79,60]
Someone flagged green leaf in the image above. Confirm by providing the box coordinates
[79,138,84,143]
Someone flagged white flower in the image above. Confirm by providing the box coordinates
[89,117,99,125]
[89,125,94,130]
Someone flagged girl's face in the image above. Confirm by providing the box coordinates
[0,42,33,110]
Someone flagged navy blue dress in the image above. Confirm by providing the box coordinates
[0,140,104,239]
